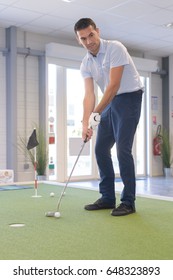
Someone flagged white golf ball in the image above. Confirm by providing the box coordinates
[50,192,55,197]
[54,212,61,218]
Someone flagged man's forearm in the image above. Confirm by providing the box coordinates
[94,85,118,114]
[82,94,95,126]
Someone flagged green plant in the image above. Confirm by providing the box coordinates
[19,126,48,175]
[160,129,173,168]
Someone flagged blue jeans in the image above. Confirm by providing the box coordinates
[95,90,143,207]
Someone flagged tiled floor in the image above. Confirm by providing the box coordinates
[69,176,173,201]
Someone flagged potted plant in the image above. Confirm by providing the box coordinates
[160,128,173,177]
[19,126,48,180]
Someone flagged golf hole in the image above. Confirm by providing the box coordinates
[9,223,25,228]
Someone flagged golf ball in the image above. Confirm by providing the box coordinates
[50,192,55,197]
[54,212,61,218]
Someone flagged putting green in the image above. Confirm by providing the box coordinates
[0,183,173,260]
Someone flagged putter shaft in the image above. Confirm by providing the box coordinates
[56,139,87,211]
[45,138,88,217]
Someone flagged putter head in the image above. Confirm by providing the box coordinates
[45,211,55,217]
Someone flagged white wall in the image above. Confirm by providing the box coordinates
[0,28,6,169]
[169,55,173,168]
[0,55,6,169]
[150,74,163,176]
[16,55,39,181]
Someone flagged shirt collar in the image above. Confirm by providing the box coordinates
[86,39,106,59]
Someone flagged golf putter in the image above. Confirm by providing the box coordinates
[45,137,88,217]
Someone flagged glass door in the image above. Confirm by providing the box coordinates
[66,68,96,179]
[47,63,97,181]
[135,76,148,176]
[47,62,148,181]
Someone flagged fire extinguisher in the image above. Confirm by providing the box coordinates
[153,124,162,156]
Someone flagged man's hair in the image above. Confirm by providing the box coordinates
[74,18,97,34]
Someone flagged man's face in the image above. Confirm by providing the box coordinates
[76,25,100,55]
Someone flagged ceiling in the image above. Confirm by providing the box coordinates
[0,0,173,57]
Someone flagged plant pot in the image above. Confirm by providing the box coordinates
[37,175,47,181]
[164,168,172,177]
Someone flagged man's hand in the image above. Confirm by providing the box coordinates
[82,126,93,142]
[82,113,100,142]
[89,112,101,130]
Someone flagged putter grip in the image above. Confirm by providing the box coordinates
[84,136,88,143]
[84,125,92,143]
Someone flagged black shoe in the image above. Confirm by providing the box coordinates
[84,198,115,211]
[111,203,136,216]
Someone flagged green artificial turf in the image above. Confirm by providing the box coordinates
[0,183,173,260]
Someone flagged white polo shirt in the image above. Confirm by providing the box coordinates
[80,39,144,95]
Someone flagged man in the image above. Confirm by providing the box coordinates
[74,18,143,216]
